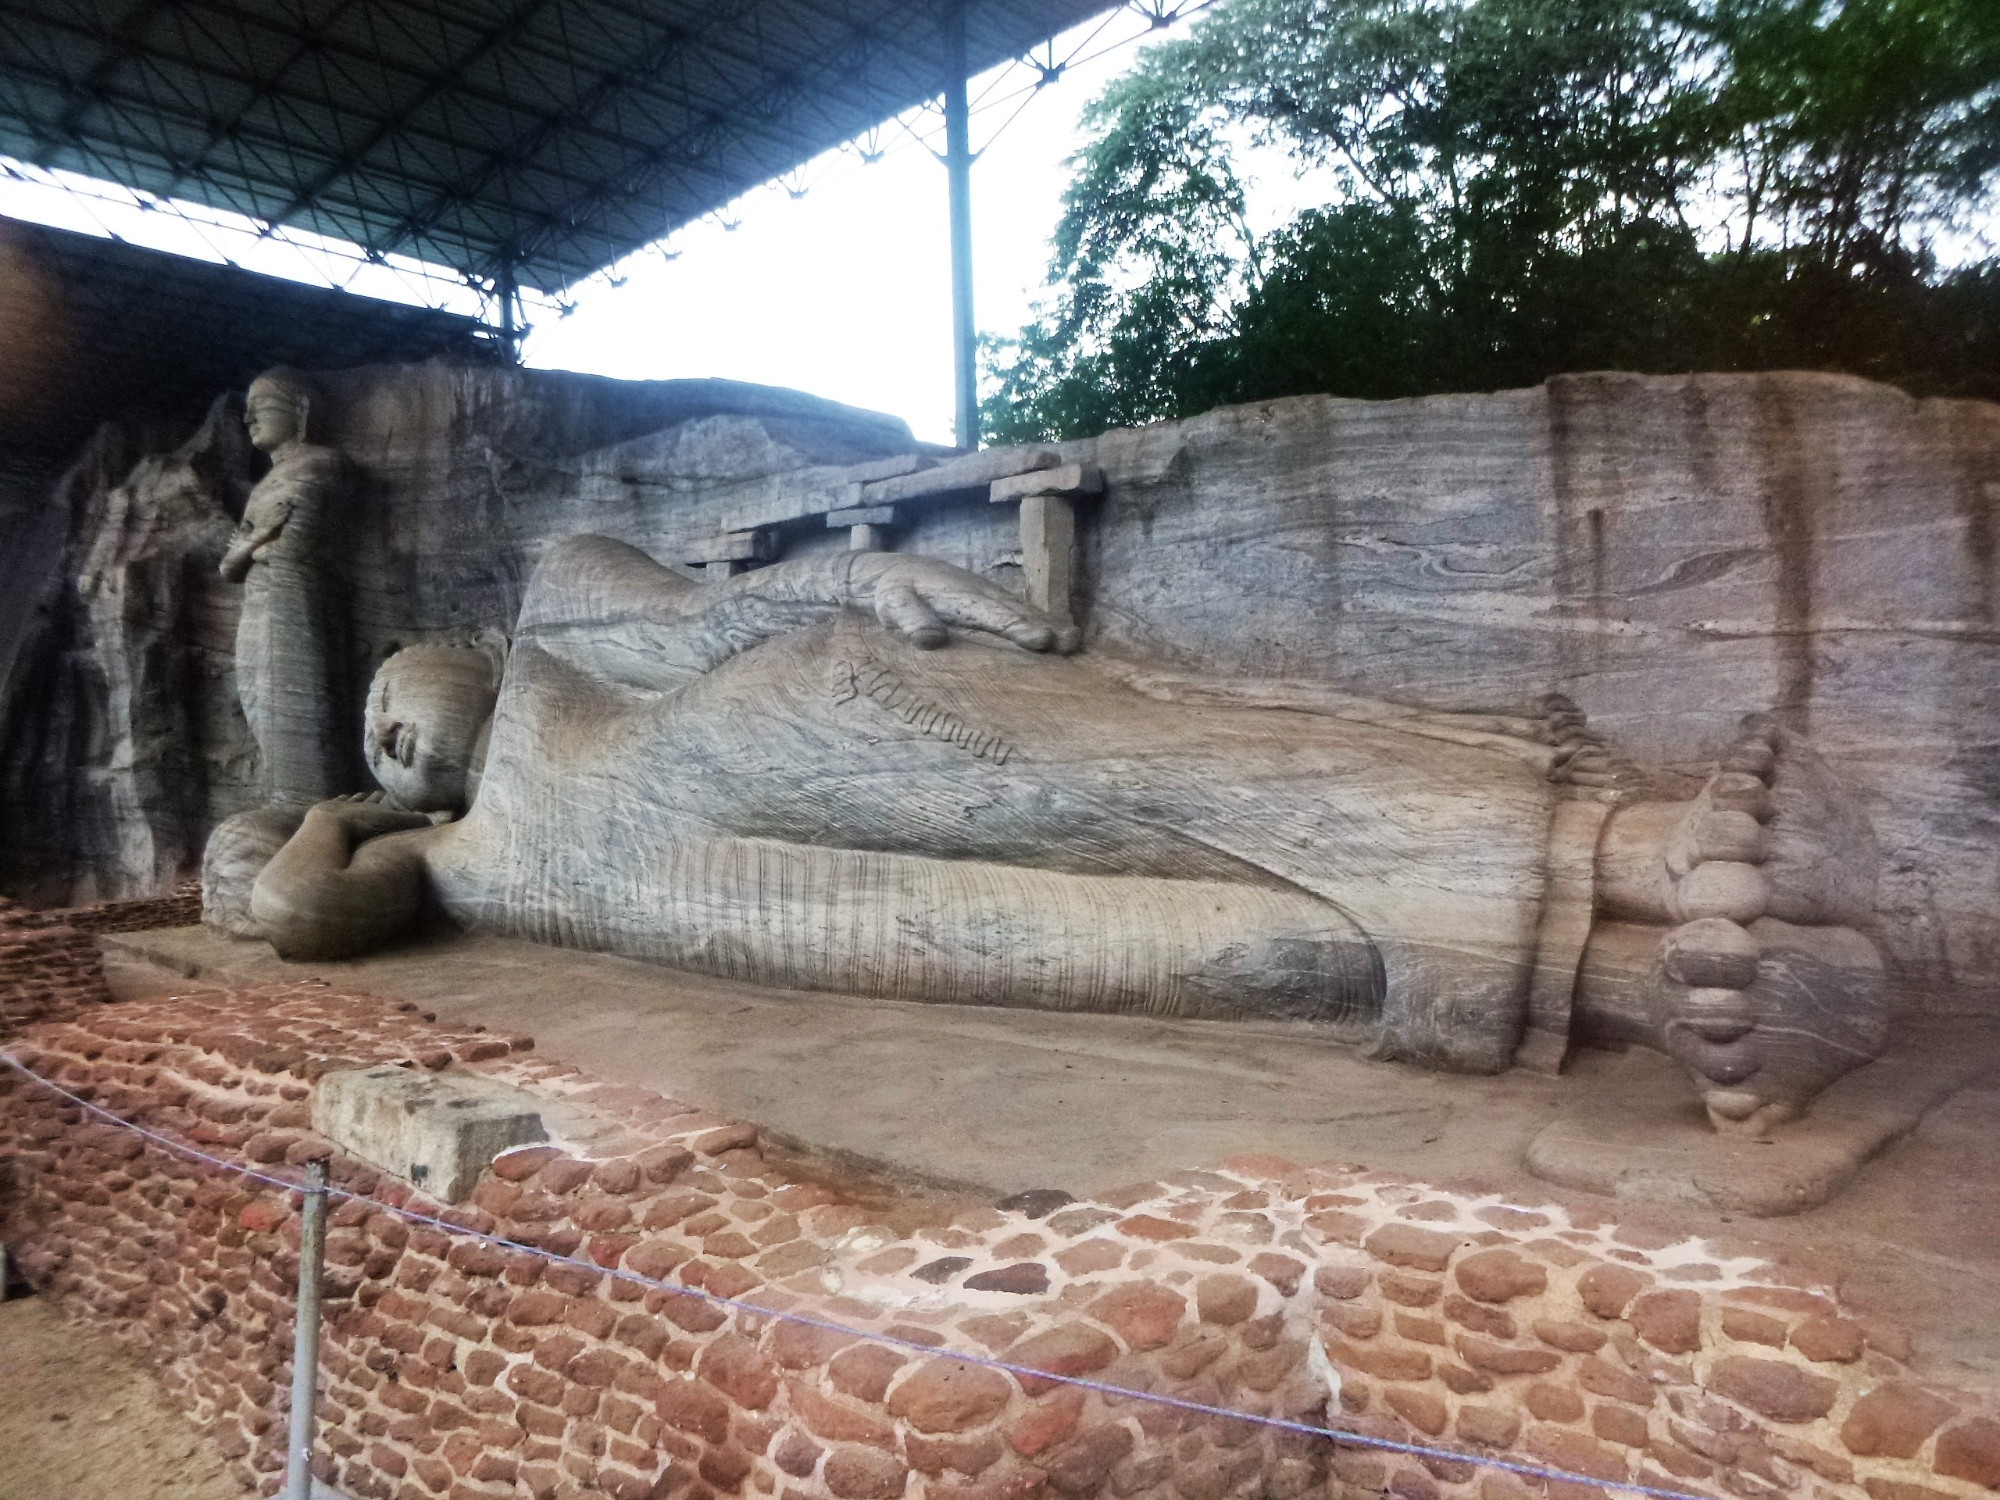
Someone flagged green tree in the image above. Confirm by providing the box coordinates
[983,0,2000,443]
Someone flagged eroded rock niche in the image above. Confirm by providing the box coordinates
[1,361,1993,1032]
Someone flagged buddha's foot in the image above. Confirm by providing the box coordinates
[1646,717,1888,1136]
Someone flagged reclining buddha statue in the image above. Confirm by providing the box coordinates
[207,534,1889,1137]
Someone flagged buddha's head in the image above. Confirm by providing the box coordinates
[364,638,505,814]
[244,368,314,452]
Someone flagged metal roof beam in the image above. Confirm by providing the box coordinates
[1,1,665,166]
[385,0,768,264]
[511,17,907,277]
[0,0,1123,288]
[262,0,563,230]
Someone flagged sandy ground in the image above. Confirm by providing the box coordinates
[0,1293,248,1500]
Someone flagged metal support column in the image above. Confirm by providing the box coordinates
[285,1160,329,1500]
[943,0,978,450]
[497,258,521,364]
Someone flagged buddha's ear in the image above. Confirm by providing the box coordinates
[466,627,511,688]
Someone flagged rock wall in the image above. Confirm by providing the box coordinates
[3,363,1993,1016]
[0,367,919,905]
[1054,374,2000,1020]
[5,984,1999,1500]
[0,399,258,904]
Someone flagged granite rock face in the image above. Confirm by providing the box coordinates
[0,366,920,903]
[0,396,258,903]
[3,364,1994,1029]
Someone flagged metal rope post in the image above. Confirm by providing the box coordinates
[285,1159,329,1500]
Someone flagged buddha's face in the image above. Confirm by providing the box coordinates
[244,379,305,452]
[364,648,499,814]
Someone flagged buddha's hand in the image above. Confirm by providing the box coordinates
[309,791,437,843]
[217,501,293,581]
[846,554,1081,654]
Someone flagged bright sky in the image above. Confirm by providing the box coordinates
[520,16,1195,446]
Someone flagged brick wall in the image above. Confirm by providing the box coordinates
[4,984,1998,1500]
[54,878,205,935]
[1,878,204,1036]
[0,896,111,1033]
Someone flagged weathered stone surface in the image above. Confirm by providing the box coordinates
[1005,1324,1118,1396]
[1708,1356,1839,1423]
[1577,1356,1655,1406]
[1720,1307,1790,1347]
[1085,1283,1187,1351]
[697,1333,778,1409]
[1454,1335,1562,1375]
[1788,1316,1863,1363]
[1627,1290,1703,1355]
[1039,1424,1134,1495]
[829,1345,910,1405]
[887,1359,1015,1433]
[1386,1387,1450,1435]
[1195,1274,1259,1326]
[1324,1336,1433,1382]
[1533,1319,1608,1353]
[789,1381,898,1448]
[1934,1418,2000,1490]
[0,400,257,905]
[965,1264,1051,1296]
[1457,1404,1523,1448]
[311,1064,546,1202]
[824,1446,911,1500]
[1526,1427,1630,1483]
[996,1189,1075,1220]
[1841,1385,1960,1458]
[1007,1390,1084,1457]
[1578,1264,1650,1320]
[1454,1250,1547,1304]
[1364,1225,1465,1273]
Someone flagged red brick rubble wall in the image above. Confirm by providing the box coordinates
[55,878,205,935]
[4,985,1999,1500]
[0,880,205,1036]
[0,896,112,1033]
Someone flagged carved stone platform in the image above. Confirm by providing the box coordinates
[1526,1032,1991,1216]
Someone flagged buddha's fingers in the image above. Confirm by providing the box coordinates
[928,582,1058,652]
[874,580,949,649]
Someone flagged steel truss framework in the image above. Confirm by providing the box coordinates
[0,0,1114,297]
[0,214,489,456]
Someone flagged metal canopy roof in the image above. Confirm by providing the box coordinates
[0,213,489,457]
[0,0,1114,297]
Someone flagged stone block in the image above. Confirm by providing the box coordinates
[988,462,1104,502]
[312,1065,548,1203]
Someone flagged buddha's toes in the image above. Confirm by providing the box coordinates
[1648,716,1888,1135]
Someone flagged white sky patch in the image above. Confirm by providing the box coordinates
[521,18,1198,445]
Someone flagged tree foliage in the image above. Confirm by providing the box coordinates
[982,0,2000,442]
